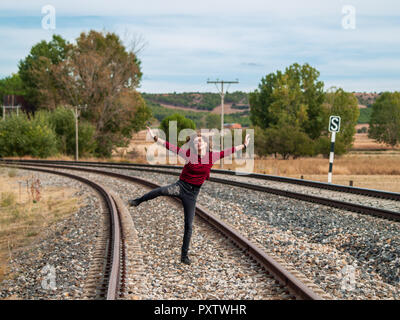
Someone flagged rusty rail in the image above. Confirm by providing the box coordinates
[6,160,398,222]
[6,161,324,300]
[6,159,400,201]
[7,165,123,300]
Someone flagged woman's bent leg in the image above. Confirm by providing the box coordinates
[130,181,181,206]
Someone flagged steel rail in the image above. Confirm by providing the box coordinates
[6,164,123,300]
[7,160,398,222]
[5,159,400,201]
[7,162,323,300]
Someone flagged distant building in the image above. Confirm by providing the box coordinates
[223,123,242,129]
[2,95,35,114]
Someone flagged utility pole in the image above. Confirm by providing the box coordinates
[207,79,239,168]
[71,105,87,161]
[74,105,79,161]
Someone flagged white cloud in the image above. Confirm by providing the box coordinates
[1,0,399,17]
[1,0,399,92]
[324,78,400,92]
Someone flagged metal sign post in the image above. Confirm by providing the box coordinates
[328,116,341,183]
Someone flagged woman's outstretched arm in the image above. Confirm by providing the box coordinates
[233,133,250,152]
[212,133,250,163]
[146,126,187,158]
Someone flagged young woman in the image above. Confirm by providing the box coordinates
[128,126,250,265]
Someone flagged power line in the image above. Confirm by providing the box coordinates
[207,79,239,168]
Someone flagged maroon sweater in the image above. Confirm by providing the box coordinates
[163,141,236,186]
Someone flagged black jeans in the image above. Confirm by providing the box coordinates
[136,179,201,257]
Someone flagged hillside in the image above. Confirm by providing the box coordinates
[142,91,250,112]
[354,92,380,108]
[143,92,382,128]
[145,100,251,128]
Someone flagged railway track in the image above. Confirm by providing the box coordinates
[4,162,328,300]
[8,159,400,200]
[6,160,399,222]
[9,165,124,300]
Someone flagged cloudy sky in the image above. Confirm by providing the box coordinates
[0,0,399,93]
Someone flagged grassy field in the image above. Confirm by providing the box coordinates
[0,167,82,282]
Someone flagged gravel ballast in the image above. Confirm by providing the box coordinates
[56,169,294,300]
[3,164,399,300]
[112,165,400,213]
[0,169,103,300]
[102,167,400,300]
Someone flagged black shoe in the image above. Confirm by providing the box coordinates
[128,199,141,207]
[181,256,191,265]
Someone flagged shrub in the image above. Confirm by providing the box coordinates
[42,107,97,156]
[0,113,58,158]
[258,124,315,159]
[1,192,16,207]
[159,113,196,147]
[7,168,17,177]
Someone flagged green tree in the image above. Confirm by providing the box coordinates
[249,63,325,139]
[249,63,325,158]
[368,92,400,147]
[249,72,281,129]
[0,74,26,118]
[18,34,71,108]
[59,31,148,157]
[159,113,196,147]
[262,122,314,159]
[21,30,150,157]
[316,88,359,156]
[205,113,220,129]
[0,73,26,98]
[253,126,270,157]
[250,64,359,158]
[288,63,325,139]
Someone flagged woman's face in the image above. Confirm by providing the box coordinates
[193,136,207,152]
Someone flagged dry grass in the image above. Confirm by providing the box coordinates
[211,153,400,192]
[294,174,400,193]
[0,171,83,282]
[7,152,400,188]
[353,133,395,151]
[130,153,400,191]
[212,154,400,176]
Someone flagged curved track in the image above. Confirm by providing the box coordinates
[4,162,327,300]
[9,165,124,300]
[6,160,399,222]
[8,159,400,200]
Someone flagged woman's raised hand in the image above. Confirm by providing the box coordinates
[244,134,250,147]
[146,126,155,139]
